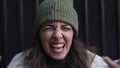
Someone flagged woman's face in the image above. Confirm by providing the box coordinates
[39,22,74,60]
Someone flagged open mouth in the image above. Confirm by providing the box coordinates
[50,43,65,53]
[50,43,65,48]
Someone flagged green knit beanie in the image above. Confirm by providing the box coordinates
[34,0,79,36]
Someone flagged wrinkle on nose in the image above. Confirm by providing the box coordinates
[53,30,63,40]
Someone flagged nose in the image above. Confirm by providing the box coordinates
[53,30,63,40]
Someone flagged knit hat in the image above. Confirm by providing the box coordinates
[34,0,79,36]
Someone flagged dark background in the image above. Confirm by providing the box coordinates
[0,0,120,68]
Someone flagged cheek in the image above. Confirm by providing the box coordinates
[39,32,53,45]
[64,32,74,44]
[67,32,74,39]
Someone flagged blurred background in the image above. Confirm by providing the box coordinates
[0,0,120,68]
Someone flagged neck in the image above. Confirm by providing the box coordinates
[45,53,67,68]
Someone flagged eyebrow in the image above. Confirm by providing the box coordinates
[41,23,71,28]
[61,24,71,27]
[41,25,55,29]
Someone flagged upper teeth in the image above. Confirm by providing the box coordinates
[51,44,64,48]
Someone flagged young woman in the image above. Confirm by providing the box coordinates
[7,0,120,68]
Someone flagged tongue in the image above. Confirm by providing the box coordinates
[50,44,64,53]
[52,47,64,53]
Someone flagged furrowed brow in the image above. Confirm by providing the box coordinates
[42,24,55,28]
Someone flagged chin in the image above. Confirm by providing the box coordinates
[51,55,66,60]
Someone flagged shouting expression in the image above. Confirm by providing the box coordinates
[39,22,74,60]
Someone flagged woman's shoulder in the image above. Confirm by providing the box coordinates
[7,50,31,68]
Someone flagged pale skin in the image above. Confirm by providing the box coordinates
[39,22,74,60]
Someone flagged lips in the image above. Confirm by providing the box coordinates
[50,43,65,53]
[50,43,64,48]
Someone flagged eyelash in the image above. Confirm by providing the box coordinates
[62,27,71,30]
[42,26,72,31]
[44,27,54,30]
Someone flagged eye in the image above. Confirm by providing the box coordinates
[62,26,73,31]
[41,26,54,31]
